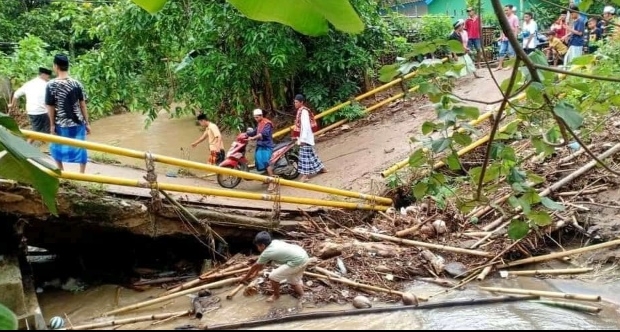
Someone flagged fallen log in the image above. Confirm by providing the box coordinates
[103,277,242,316]
[160,266,249,297]
[499,238,620,268]
[199,296,538,330]
[354,229,492,257]
[533,300,602,314]
[161,190,226,244]
[226,284,245,300]
[64,310,191,330]
[501,267,593,276]
[479,287,601,302]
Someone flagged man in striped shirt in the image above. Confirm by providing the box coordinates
[45,54,91,173]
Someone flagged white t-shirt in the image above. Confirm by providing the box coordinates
[298,108,315,146]
[522,20,539,49]
[13,77,48,115]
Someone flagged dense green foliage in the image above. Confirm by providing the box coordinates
[1,0,403,129]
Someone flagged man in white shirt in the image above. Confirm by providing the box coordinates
[8,67,52,144]
[522,12,539,54]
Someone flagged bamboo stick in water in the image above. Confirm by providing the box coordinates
[503,267,593,276]
[64,310,191,330]
[479,286,601,302]
[226,284,245,300]
[103,277,242,316]
[160,266,249,297]
[499,239,620,268]
[533,300,602,314]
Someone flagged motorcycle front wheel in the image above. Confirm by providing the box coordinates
[217,164,244,188]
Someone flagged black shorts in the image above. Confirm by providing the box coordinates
[29,114,50,134]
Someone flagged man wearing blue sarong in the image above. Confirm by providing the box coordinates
[45,54,91,173]
[247,109,275,189]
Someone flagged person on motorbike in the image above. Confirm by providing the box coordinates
[247,109,277,190]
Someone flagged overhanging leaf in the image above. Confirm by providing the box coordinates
[452,132,472,146]
[446,152,461,170]
[507,220,530,240]
[0,127,60,215]
[131,0,167,13]
[571,54,595,66]
[0,113,21,135]
[408,149,427,168]
[422,121,437,135]
[379,64,400,82]
[578,0,594,12]
[227,0,364,36]
[430,137,452,153]
[526,82,544,104]
[526,210,553,226]
[446,40,465,54]
[413,182,428,200]
[553,101,583,130]
[0,303,16,330]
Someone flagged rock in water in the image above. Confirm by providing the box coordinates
[402,292,418,306]
[49,316,65,329]
[444,262,467,278]
[352,296,372,309]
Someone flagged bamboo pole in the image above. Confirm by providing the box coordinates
[103,277,242,316]
[63,310,191,330]
[479,286,601,302]
[533,300,602,314]
[160,267,250,297]
[353,229,493,257]
[380,92,526,178]
[304,271,405,296]
[39,169,391,212]
[314,86,420,137]
[160,190,226,244]
[499,238,620,268]
[380,117,522,178]
[226,284,245,300]
[477,143,620,235]
[200,296,538,330]
[476,266,493,281]
[23,130,392,205]
[502,267,593,276]
[272,59,448,139]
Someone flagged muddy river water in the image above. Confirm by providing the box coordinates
[37,273,620,330]
[86,112,254,170]
[34,112,620,329]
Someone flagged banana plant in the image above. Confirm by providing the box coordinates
[0,303,17,330]
[130,0,364,36]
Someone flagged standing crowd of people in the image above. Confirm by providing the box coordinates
[452,3,617,72]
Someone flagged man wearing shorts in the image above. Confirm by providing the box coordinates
[496,5,520,71]
[8,67,52,145]
[241,231,310,302]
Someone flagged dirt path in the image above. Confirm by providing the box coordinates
[58,70,513,211]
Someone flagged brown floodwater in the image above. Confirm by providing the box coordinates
[37,272,620,330]
[86,112,255,171]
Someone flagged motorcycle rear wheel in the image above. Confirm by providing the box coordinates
[217,164,244,188]
[280,158,300,180]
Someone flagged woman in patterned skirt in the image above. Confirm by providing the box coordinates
[291,94,327,182]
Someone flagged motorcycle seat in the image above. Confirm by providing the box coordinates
[273,141,293,151]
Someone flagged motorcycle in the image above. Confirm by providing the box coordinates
[216,129,300,189]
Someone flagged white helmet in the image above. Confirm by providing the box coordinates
[604,6,615,14]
